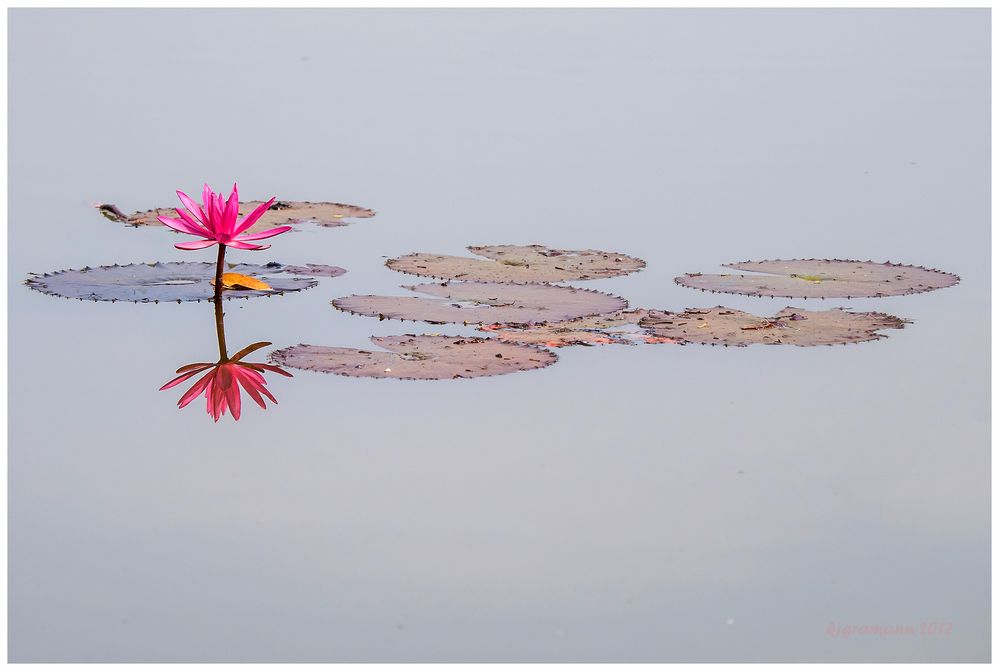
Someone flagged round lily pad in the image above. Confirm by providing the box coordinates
[104,200,375,234]
[675,259,959,299]
[639,306,908,347]
[269,335,557,380]
[479,309,673,347]
[332,282,628,325]
[24,261,323,303]
[386,245,646,283]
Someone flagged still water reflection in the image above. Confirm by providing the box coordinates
[159,298,292,422]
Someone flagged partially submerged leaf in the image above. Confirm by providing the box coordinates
[24,262,320,303]
[386,245,646,283]
[479,309,662,347]
[107,200,375,234]
[639,306,909,347]
[278,264,347,278]
[332,282,628,325]
[675,259,959,299]
[269,335,558,380]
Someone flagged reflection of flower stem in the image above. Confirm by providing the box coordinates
[214,297,228,362]
[213,243,227,301]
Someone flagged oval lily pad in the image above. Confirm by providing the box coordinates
[386,245,646,283]
[24,262,322,303]
[270,335,557,380]
[639,306,908,347]
[675,259,959,299]
[332,282,628,325]
[278,263,347,278]
[103,200,375,234]
[479,309,674,347]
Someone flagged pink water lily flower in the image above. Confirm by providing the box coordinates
[160,342,292,422]
[157,183,291,251]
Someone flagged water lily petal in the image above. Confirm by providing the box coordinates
[157,215,209,237]
[175,239,219,250]
[233,197,276,236]
[226,240,270,251]
[160,364,213,390]
[178,368,216,408]
[177,190,207,227]
[234,225,293,242]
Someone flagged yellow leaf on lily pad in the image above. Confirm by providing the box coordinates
[216,273,272,291]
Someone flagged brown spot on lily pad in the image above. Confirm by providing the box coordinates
[269,335,557,380]
[106,200,375,234]
[24,261,324,303]
[480,309,664,347]
[386,244,646,283]
[332,282,628,325]
[675,259,959,299]
[639,306,908,347]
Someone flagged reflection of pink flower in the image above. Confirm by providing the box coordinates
[160,344,292,422]
[157,183,291,251]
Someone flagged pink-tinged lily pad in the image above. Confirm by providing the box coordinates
[332,282,628,325]
[269,335,557,380]
[479,309,673,347]
[24,261,327,303]
[639,306,908,347]
[675,259,959,299]
[100,200,375,234]
[386,245,646,283]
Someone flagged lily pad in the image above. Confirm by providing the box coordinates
[639,306,908,347]
[101,200,375,234]
[24,261,324,303]
[269,335,557,380]
[332,282,628,325]
[479,309,674,347]
[386,245,646,283]
[675,259,959,299]
[278,264,347,278]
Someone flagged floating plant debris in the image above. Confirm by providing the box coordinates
[100,200,376,234]
[479,309,674,347]
[270,335,557,380]
[333,282,628,325]
[639,306,908,347]
[675,259,959,299]
[24,261,330,303]
[214,273,272,291]
[386,245,646,283]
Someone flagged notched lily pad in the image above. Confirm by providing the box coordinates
[675,259,959,299]
[639,306,908,347]
[269,335,557,380]
[278,263,347,278]
[102,200,376,234]
[386,244,646,283]
[479,309,676,347]
[24,262,323,303]
[333,282,628,325]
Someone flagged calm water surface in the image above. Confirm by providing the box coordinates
[9,9,990,662]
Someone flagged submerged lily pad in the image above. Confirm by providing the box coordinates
[675,259,959,299]
[639,306,908,347]
[24,262,325,303]
[102,200,376,234]
[479,309,672,347]
[333,282,628,325]
[386,245,646,283]
[270,335,557,380]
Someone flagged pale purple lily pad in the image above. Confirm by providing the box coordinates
[101,200,375,234]
[639,306,909,347]
[279,264,347,278]
[269,335,558,380]
[675,259,959,299]
[387,244,646,283]
[332,282,628,325]
[24,261,327,303]
[479,309,664,347]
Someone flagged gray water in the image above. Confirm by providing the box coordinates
[8,8,990,662]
